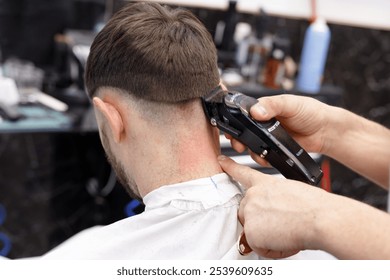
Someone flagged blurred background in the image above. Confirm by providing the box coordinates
[0,0,389,258]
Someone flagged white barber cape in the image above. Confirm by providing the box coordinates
[43,173,258,259]
[42,173,335,260]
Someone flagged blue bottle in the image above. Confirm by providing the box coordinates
[296,18,331,94]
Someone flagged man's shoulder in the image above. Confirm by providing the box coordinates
[41,215,145,259]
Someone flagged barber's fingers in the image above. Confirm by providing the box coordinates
[231,139,247,153]
[237,232,253,255]
[238,198,301,259]
[218,155,266,189]
[255,248,301,259]
[249,150,272,168]
[224,133,247,153]
[237,229,299,258]
[224,134,272,167]
[238,197,301,259]
[250,95,302,121]
[237,193,247,226]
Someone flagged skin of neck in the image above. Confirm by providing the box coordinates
[94,90,223,198]
[128,102,223,197]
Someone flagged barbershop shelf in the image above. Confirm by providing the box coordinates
[0,105,87,133]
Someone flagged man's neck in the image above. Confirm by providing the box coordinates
[125,114,223,198]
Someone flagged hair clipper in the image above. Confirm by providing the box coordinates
[202,86,323,186]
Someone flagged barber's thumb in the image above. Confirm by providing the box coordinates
[250,100,270,121]
[218,155,255,189]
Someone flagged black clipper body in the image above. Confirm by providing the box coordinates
[202,86,323,186]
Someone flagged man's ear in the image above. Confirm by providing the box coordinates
[93,97,124,143]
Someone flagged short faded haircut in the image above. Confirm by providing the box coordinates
[85,1,220,102]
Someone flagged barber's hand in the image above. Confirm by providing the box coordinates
[219,155,326,259]
[226,95,331,165]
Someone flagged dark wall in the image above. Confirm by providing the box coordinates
[0,132,133,258]
[0,0,105,67]
[324,25,390,210]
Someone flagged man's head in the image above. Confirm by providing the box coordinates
[85,2,220,198]
[85,1,219,102]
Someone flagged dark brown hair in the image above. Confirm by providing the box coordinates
[85,1,219,102]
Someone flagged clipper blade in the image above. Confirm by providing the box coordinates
[203,85,227,103]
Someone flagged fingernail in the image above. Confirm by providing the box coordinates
[237,232,253,256]
[253,103,268,116]
[217,155,227,162]
[238,243,247,255]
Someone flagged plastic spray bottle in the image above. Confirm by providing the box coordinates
[296,18,331,94]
